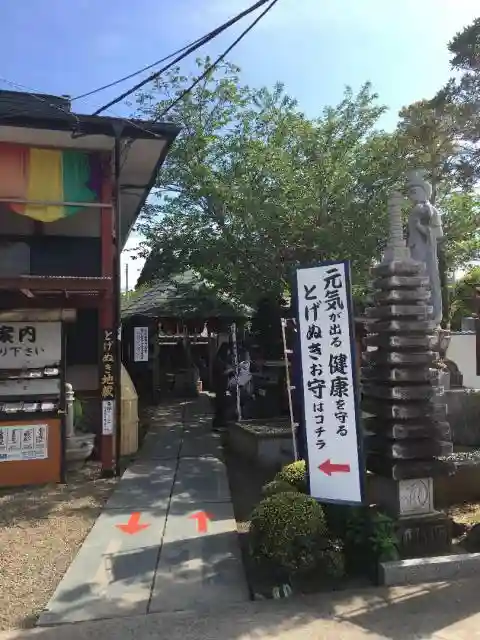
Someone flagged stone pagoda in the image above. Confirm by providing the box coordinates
[362,189,454,558]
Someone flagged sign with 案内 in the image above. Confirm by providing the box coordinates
[0,322,61,369]
[295,260,364,505]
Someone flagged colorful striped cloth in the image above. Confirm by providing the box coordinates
[0,143,103,222]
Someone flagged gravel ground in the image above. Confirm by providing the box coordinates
[0,463,117,631]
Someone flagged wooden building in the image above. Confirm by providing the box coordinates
[0,90,179,482]
[121,271,251,401]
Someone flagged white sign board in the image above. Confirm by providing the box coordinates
[0,423,48,462]
[133,327,149,362]
[295,261,364,504]
[0,322,61,369]
[102,400,115,435]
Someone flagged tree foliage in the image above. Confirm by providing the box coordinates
[396,99,464,199]
[440,192,480,275]
[134,45,480,308]
[449,266,480,330]
[135,58,404,304]
[432,18,480,187]
[396,83,480,280]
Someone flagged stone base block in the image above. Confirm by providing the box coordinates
[369,476,434,518]
[396,512,452,559]
[380,552,480,586]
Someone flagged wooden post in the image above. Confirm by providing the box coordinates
[99,157,115,476]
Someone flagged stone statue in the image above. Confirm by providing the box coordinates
[406,171,443,325]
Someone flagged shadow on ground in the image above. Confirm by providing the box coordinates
[4,578,480,639]
[6,396,480,638]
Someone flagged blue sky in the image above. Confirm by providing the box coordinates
[1,0,478,287]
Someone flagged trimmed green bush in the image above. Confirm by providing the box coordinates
[262,479,295,497]
[73,398,84,426]
[274,460,307,493]
[249,491,343,577]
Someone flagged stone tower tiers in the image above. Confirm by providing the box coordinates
[361,191,454,557]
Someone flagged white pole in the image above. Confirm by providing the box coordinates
[281,318,299,460]
[231,322,242,421]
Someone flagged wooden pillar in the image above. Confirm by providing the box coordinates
[99,158,115,475]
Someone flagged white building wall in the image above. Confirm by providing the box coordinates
[447,332,480,388]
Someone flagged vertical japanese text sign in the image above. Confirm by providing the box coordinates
[100,329,116,436]
[295,261,364,505]
[133,326,149,362]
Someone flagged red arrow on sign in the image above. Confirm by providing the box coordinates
[189,511,212,533]
[115,512,150,535]
[318,459,351,476]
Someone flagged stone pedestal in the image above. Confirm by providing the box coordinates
[369,475,451,556]
[362,258,454,558]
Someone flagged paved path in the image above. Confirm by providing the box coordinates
[37,398,248,626]
[5,579,480,639]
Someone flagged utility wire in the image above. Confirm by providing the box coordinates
[156,0,279,121]
[92,0,274,116]
[71,35,208,102]
[0,76,81,128]
[119,0,279,170]
[0,75,164,143]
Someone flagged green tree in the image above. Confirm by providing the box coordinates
[396,99,463,201]
[135,58,405,304]
[396,94,480,325]
[432,18,480,187]
[440,191,480,275]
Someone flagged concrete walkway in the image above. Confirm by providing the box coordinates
[37,397,249,626]
[5,578,480,639]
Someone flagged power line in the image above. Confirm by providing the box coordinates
[0,75,164,143]
[71,35,208,102]
[156,0,279,120]
[92,0,274,116]
[0,76,81,128]
[119,0,279,171]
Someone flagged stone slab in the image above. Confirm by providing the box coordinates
[149,501,249,614]
[171,456,231,506]
[37,507,168,625]
[105,460,177,510]
[368,476,434,518]
[180,432,223,458]
[395,512,452,558]
[380,552,480,586]
[136,429,183,461]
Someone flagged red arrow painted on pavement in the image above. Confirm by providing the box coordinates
[189,511,212,533]
[318,459,351,476]
[115,512,150,535]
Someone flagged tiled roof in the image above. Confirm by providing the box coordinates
[121,271,252,320]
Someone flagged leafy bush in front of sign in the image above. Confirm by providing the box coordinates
[249,491,344,579]
[262,479,296,497]
[274,460,307,493]
[344,506,399,575]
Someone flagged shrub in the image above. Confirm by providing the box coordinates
[262,479,296,497]
[274,460,307,493]
[344,506,399,571]
[73,398,84,426]
[249,491,343,578]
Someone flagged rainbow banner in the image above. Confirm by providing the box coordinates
[0,143,103,223]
